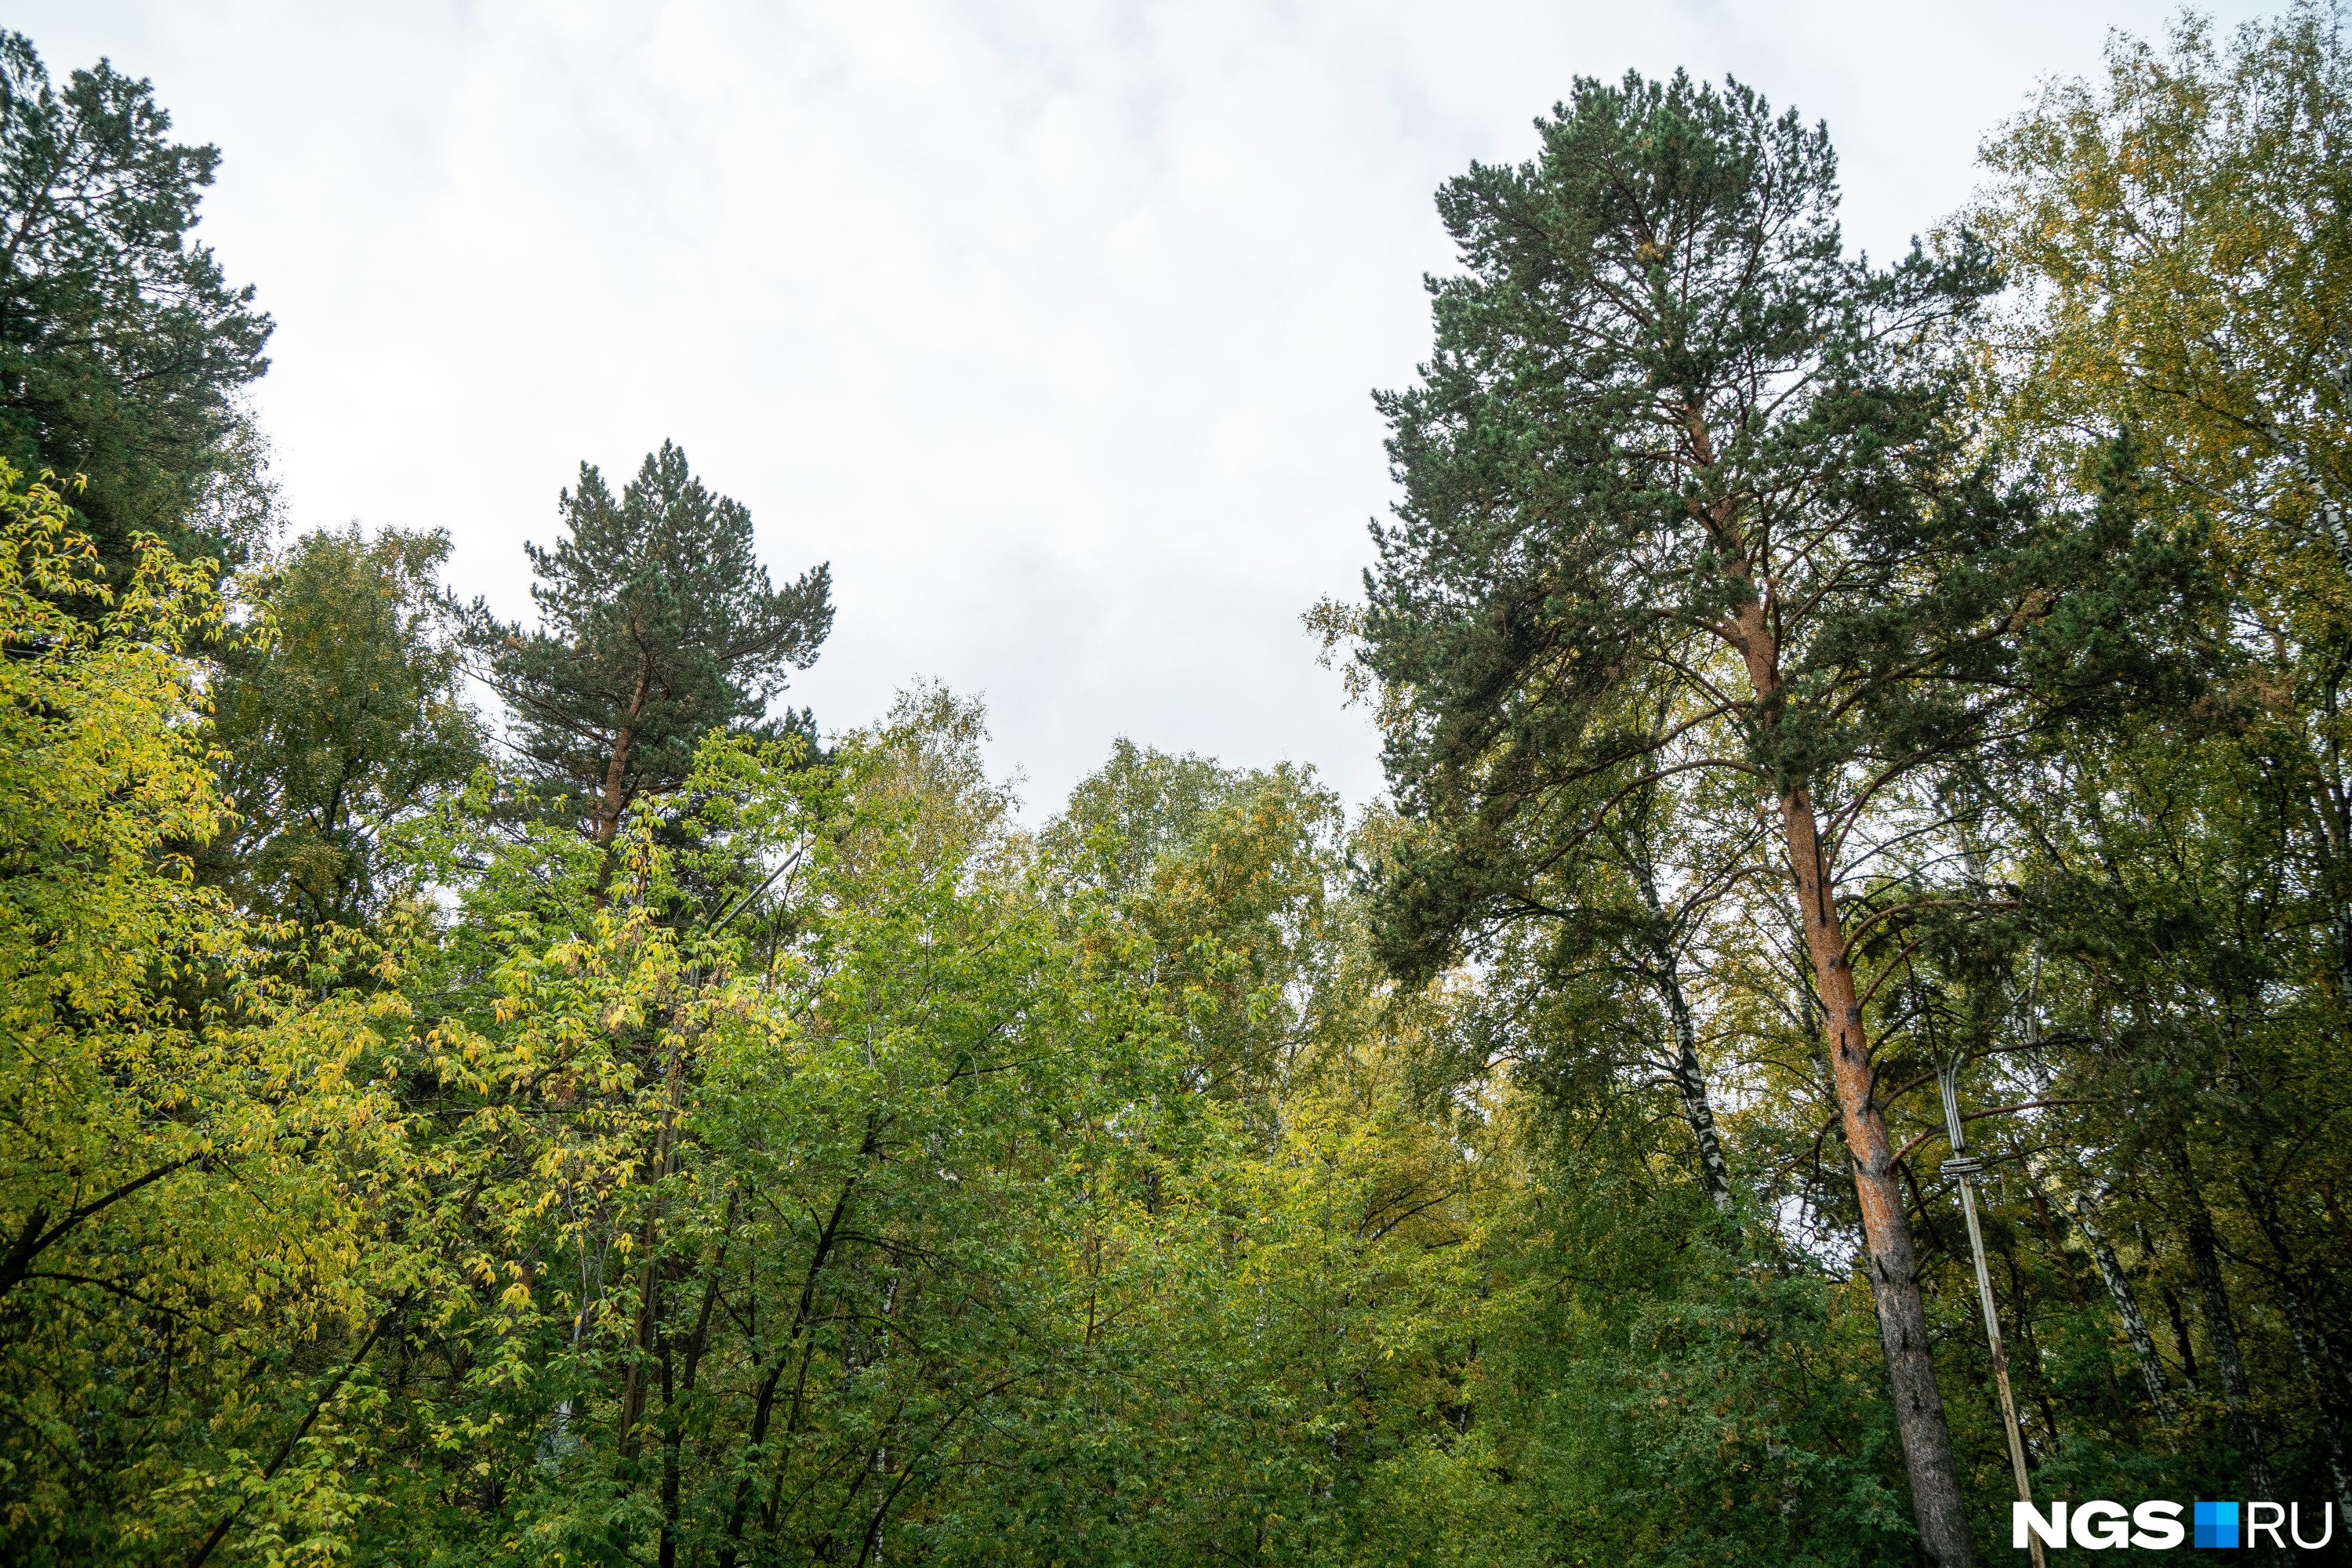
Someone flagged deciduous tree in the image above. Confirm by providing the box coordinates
[205,525,483,928]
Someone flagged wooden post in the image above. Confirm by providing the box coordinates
[1939,1059,2043,1568]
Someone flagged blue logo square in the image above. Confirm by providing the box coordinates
[2194,1501,2240,1548]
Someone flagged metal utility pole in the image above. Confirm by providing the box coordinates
[1939,1055,2045,1568]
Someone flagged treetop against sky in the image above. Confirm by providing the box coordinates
[16,0,2282,816]
[5,8,2349,1563]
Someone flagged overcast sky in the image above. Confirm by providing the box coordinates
[22,0,2273,818]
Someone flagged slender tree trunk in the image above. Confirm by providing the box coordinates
[618,1039,687,1453]
[1631,855,1734,1213]
[2024,1186,2089,1309]
[657,1211,734,1568]
[2067,1187,2180,1426]
[2000,1242,2066,1456]
[718,1160,869,1566]
[2027,1178,2134,1434]
[1663,983,1736,1216]
[2160,1279,2201,1389]
[1733,598,1976,1568]
[2243,1177,2352,1523]
[2267,1273,2352,1526]
[2168,1143,2281,1504]
[655,1331,679,1568]
[617,1255,663,1454]
[182,1295,414,1568]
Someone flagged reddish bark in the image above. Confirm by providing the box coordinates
[593,665,653,849]
[1732,590,1979,1567]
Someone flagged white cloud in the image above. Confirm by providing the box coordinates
[22,0,2275,817]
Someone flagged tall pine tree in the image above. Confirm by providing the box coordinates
[1353,72,2204,1566]
[0,33,274,576]
[464,441,833,846]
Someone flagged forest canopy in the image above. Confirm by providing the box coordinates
[2,9,2348,1566]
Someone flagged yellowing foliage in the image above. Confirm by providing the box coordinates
[0,466,398,1562]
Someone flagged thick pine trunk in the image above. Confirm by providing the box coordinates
[593,664,655,849]
[1781,782,1978,1567]
[594,728,635,848]
[1733,599,1977,1566]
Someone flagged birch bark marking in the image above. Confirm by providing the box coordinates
[1632,855,1734,1213]
[2067,1187,2181,1428]
[1732,586,1976,1568]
